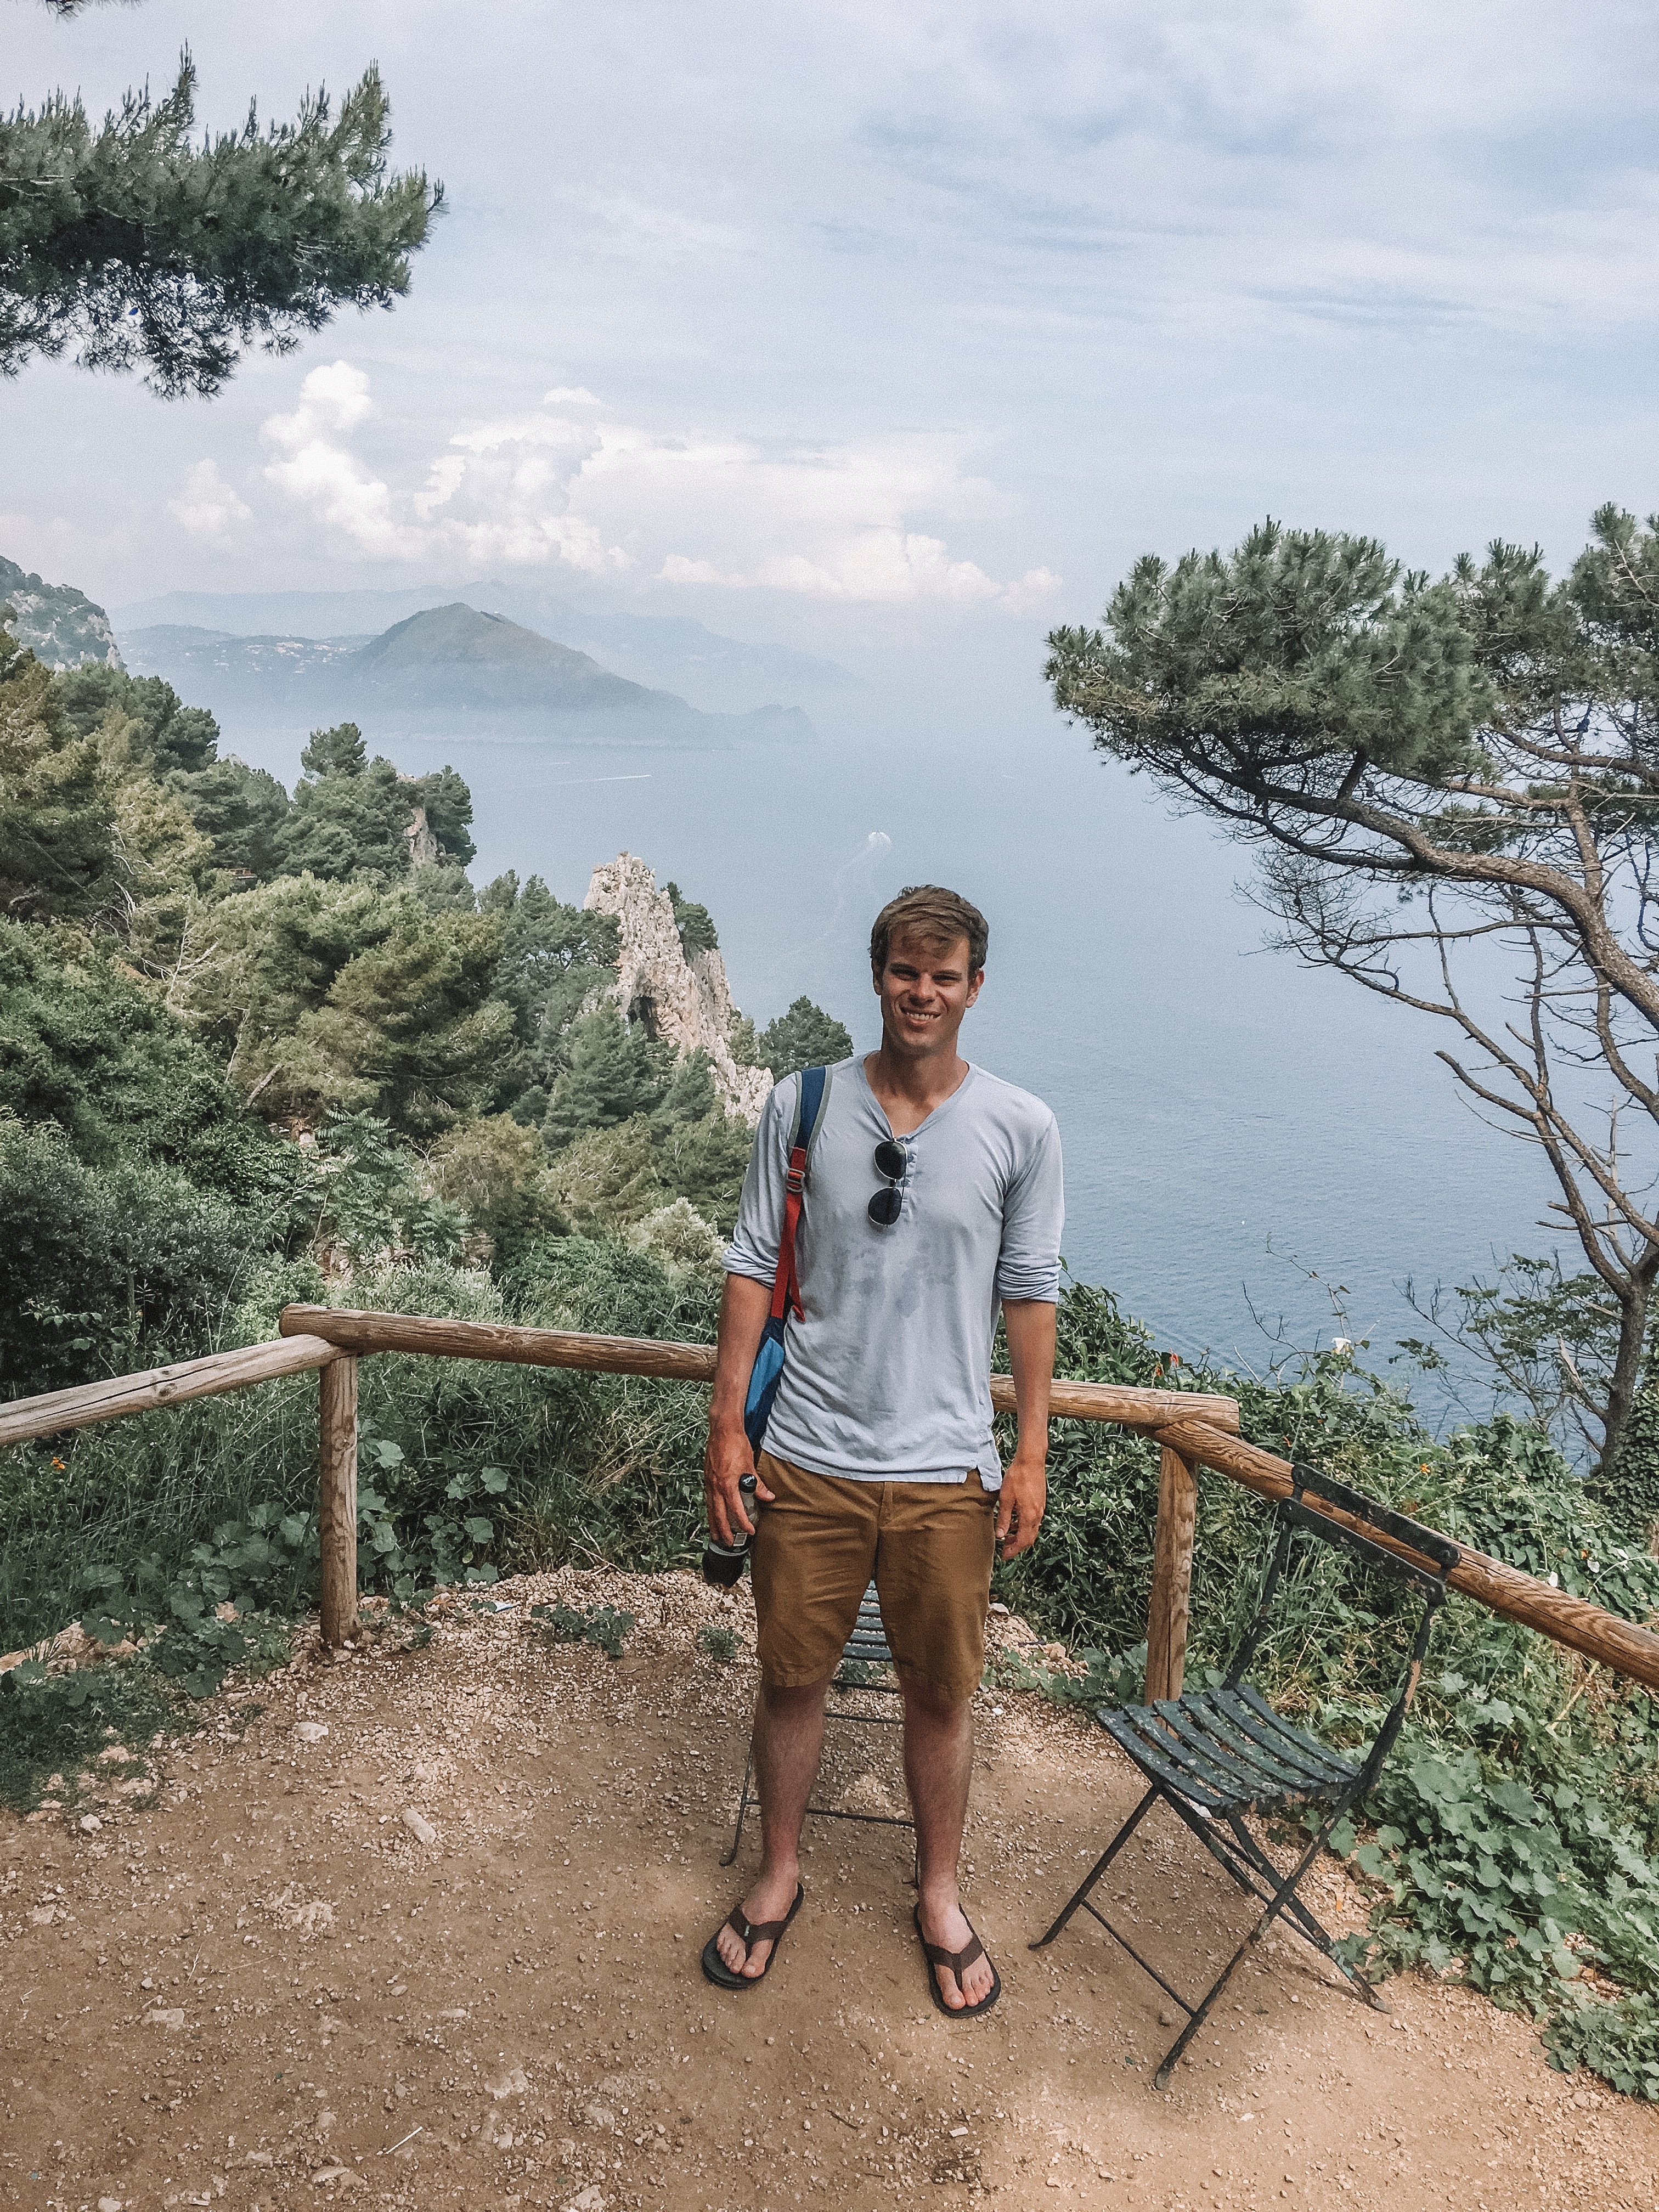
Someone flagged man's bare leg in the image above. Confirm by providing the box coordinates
[714,1677,830,1978]
[903,1683,996,2010]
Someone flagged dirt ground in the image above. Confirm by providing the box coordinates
[3,1566,1657,2212]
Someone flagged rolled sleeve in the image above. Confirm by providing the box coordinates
[993,1110,1064,1304]
[724,1074,794,1285]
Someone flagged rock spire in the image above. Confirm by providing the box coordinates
[583,852,772,1123]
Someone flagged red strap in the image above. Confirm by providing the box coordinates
[771,1142,809,1322]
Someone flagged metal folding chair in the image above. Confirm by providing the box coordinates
[721,1582,915,1867]
[1030,1463,1458,2086]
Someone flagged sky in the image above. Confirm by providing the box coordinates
[5,0,1659,696]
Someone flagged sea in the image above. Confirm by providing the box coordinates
[224,682,1563,1431]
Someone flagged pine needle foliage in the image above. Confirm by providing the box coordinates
[1,57,441,395]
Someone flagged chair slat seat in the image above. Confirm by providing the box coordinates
[1194,1690,1362,1796]
[1103,1687,1361,1816]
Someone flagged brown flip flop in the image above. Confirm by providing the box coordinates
[914,1903,1002,2018]
[701,1881,804,1989]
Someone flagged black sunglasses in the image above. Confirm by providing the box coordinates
[869,1138,909,1226]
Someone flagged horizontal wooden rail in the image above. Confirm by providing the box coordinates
[0,1335,342,1449]
[4,1306,1652,1696]
[275,1305,1243,1434]
[1152,1415,1659,1696]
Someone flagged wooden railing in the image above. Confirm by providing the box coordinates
[2,1302,1656,1700]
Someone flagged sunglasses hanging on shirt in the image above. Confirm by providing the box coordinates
[869,1138,909,1226]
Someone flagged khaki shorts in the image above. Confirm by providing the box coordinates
[751,1450,997,1704]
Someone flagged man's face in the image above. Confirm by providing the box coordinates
[874,927,984,1059]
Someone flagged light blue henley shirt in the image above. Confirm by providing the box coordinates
[724,1056,1064,1486]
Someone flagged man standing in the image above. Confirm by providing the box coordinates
[702,884,1063,2014]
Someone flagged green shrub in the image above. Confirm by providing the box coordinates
[530,1600,635,1658]
[0,1118,258,1396]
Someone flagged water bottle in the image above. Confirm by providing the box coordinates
[702,1473,758,1587]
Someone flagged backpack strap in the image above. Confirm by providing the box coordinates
[771,1066,830,1324]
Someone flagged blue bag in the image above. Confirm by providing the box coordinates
[743,1064,830,1449]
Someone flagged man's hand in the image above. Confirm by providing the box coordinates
[704,1273,778,1545]
[995,1446,1047,1560]
[704,1418,775,1545]
[998,1299,1056,1559]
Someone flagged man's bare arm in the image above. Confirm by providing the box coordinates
[704,1272,776,1545]
[997,1299,1056,1559]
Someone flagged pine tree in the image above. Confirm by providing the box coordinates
[1,59,441,397]
[0,631,118,921]
[758,996,853,1077]
[482,871,621,1063]
[299,906,517,1135]
[167,757,291,879]
[652,1049,718,1130]
[653,1109,754,1232]
[665,879,719,956]
[300,723,368,779]
[545,1119,662,1238]
[56,663,219,775]
[276,725,413,883]
[541,1005,670,1150]
[409,765,477,868]
[1045,505,1659,1474]
[171,872,506,1130]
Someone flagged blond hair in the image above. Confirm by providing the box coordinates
[870,884,988,975]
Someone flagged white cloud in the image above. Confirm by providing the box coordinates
[259,362,408,562]
[257,365,1057,608]
[167,460,252,547]
[661,533,1058,608]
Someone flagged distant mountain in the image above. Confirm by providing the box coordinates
[1,555,123,670]
[110,582,858,714]
[119,603,814,748]
[348,603,675,715]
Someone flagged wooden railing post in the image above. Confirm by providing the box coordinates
[1145,1444,1197,1702]
[318,1355,358,1648]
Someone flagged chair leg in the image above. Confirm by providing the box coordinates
[1153,1813,1375,2087]
[1215,1815,1342,1956]
[1153,1938,1252,2089]
[720,1742,756,1869]
[1218,1815,1388,2013]
[1029,1786,1159,1951]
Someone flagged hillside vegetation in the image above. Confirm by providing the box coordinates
[1,588,1658,2102]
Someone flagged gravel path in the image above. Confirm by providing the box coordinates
[2,1565,1656,2211]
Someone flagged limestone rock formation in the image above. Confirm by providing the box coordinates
[0,555,123,669]
[583,852,772,1122]
[404,804,442,869]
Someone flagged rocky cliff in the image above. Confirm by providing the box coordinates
[583,853,773,1122]
[1,555,123,670]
